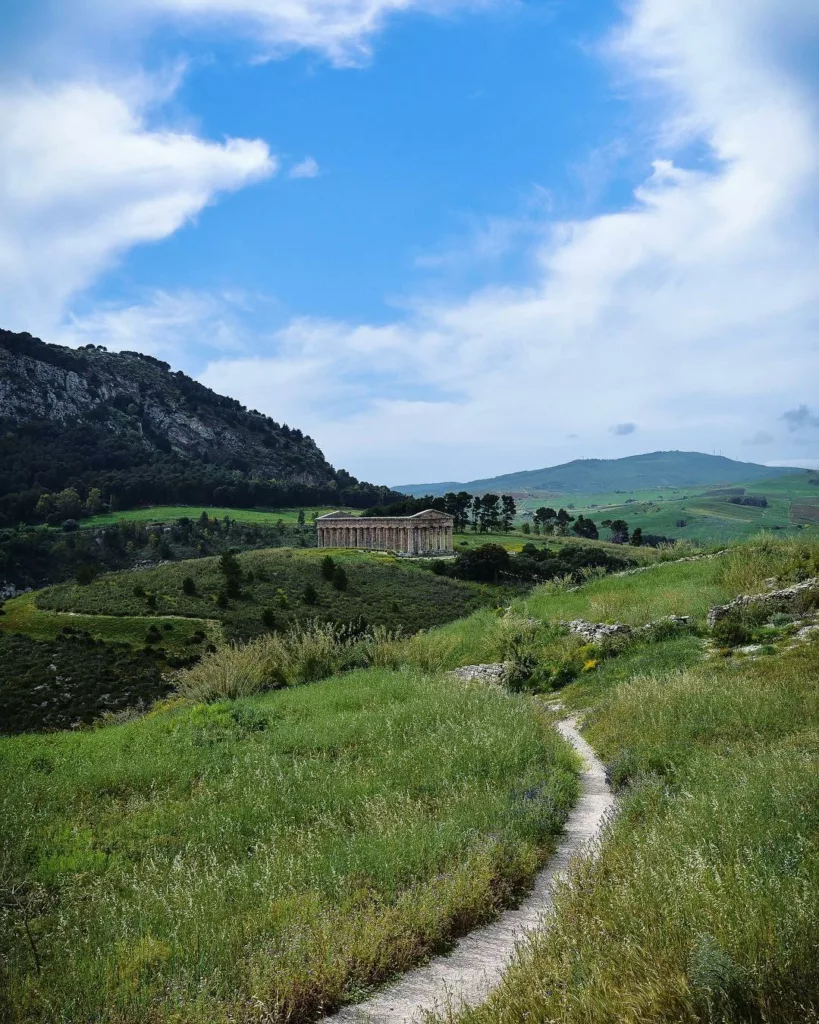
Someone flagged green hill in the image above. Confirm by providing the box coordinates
[396,451,802,497]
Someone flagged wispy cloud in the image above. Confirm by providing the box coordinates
[192,0,819,483]
[104,0,497,66]
[610,422,637,436]
[289,156,320,180]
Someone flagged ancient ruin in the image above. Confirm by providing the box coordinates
[316,509,454,555]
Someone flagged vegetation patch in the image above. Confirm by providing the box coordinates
[0,670,578,1024]
[36,548,500,642]
[443,534,819,1024]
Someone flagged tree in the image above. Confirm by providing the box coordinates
[261,607,276,629]
[302,583,318,605]
[219,549,242,597]
[602,518,630,544]
[297,509,306,527]
[453,543,511,583]
[630,527,643,546]
[332,565,348,591]
[321,554,336,580]
[85,488,104,516]
[556,509,575,536]
[479,494,502,533]
[182,576,196,596]
[521,522,531,535]
[443,491,472,532]
[572,516,598,540]
[534,507,557,534]
[501,494,517,532]
[470,495,482,532]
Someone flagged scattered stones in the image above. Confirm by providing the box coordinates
[707,577,819,628]
[449,663,510,685]
[567,620,633,643]
[567,615,691,644]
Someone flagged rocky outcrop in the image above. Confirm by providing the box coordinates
[449,664,510,685]
[707,578,819,628]
[567,615,691,644]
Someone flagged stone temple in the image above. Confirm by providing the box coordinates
[316,509,454,555]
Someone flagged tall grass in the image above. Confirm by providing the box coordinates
[0,668,578,1024]
[446,540,819,1024]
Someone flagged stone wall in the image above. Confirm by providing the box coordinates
[707,577,819,628]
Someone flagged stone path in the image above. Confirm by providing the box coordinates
[326,716,613,1024]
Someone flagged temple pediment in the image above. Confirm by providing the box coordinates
[409,509,454,520]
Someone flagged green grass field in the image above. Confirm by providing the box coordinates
[80,505,361,528]
[0,591,220,655]
[3,533,819,1022]
[517,472,819,543]
[0,670,578,1024]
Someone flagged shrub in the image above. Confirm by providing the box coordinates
[261,607,276,629]
[302,583,318,605]
[182,576,196,596]
[711,614,752,648]
[321,555,336,581]
[332,565,348,591]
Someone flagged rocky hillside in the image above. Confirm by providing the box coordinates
[0,329,397,524]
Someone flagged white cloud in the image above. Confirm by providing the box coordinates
[289,156,321,179]
[56,289,257,362]
[126,0,492,66]
[193,0,819,484]
[0,79,275,332]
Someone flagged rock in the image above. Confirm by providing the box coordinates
[567,620,632,643]
[449,663,510,685]
[707,577,819,628]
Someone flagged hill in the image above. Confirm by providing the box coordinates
[2,534,818,1021]
[396,451,801,497]
[0,329,398,525]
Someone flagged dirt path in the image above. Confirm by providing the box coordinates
[327,716,613,1024]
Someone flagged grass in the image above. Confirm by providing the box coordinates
[36,547,502,642]
[0,593,221,734]
[443,535,819,1024]
[0,669,578,1024]
[516,474,819,544]
[79,506,360,528]
[0,591,220,656]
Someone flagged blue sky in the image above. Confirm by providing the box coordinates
[2,0,819,485]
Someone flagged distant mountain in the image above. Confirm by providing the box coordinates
[395,451,802,497]
[0,329,399,525]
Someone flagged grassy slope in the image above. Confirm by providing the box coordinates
[0,591,220,654]
[36,548,500,641]
[449,536,819,1024]
[0,670,578,1024]
[519,473,818,543]
[80,506,361,528]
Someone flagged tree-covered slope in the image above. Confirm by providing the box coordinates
[0,329,399,524]
[396,451,800,497]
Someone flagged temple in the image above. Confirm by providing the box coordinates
[316,509,454,555]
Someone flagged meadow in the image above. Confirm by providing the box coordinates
[79,506,360,528]
[446,535,819,1024]
[3,533,818,1022]
[0,670,578,1024]
[517,472,819,543]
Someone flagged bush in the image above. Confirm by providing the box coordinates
[261,607,276,629]
[711,615,753,647]
[332,565,348,591]
[302,583,318,605]
[182,575,196,596]
[321,555,336,581]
